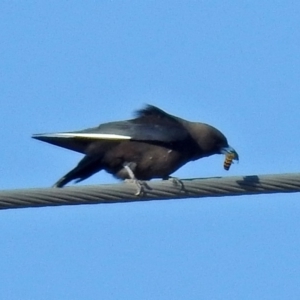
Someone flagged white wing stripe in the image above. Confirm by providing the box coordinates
[34,133,132,140]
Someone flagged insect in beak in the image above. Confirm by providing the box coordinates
[221,146,239,171]
[224,153,236,170]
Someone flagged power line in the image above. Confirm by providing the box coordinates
[0,173,300,210]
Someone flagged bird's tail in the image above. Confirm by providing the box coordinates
[53,155,104,188]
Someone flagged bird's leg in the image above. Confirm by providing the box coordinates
[123,163,146,196]
[163,176,185,190]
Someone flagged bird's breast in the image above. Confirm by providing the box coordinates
[102,141,189,180]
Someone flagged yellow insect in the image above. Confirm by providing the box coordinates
[224,153,236,171]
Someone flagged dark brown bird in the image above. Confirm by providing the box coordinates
[32,105,238,194]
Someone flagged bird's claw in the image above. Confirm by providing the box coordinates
[134,180,145,196]
[125,179,147,196]
[164,176,185,190]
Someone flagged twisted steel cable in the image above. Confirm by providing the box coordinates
[0,173,299,210]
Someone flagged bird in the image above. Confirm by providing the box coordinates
[32,105,239,195]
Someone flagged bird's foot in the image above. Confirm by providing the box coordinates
[125,179,148,196]
[164,176,185,190]
[123,163,149,196]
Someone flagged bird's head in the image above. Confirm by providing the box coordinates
[187,122,239,166]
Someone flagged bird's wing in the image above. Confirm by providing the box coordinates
[32,133,94,153]
[33,120,188,145]
[32,105,189,153]
[80,120,189,142]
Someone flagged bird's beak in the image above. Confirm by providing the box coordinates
[220,146,239,161]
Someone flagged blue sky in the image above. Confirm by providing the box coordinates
[1,1,300,299]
